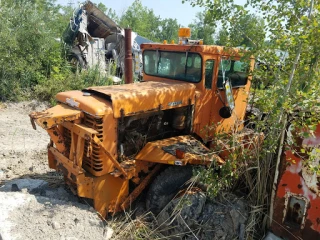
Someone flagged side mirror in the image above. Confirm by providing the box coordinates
[219,106,232,119]
[218,78,234,119]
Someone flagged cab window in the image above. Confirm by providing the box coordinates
[217,60,249,89]
[205,60,215,89]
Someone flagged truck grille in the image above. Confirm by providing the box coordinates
[83,114,104,174]
[63,128,72,154]
[61,114,105,176]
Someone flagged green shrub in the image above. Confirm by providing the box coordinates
[0,1,114,103]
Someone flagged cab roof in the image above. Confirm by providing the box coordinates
[140,43,248,57]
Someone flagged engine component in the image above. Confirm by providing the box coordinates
[172,108,186,130]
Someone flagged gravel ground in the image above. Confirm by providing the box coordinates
[0,101,111,240]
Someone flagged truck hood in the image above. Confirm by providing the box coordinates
[79,80,196,118]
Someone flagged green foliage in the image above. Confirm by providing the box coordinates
[183,0,320,177]
[0,0,62,101]
[0,0,113,103]
[35,65,113,105]
[158,18,179,42]
[119,0,161,42]
[0,0,183,102]
[119,0,179,42]
[183,0,320,237]
[215,14,266,47]
[96,2,119,23]
[188,12,215,44]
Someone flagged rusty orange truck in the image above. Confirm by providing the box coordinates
[30,29,257,218]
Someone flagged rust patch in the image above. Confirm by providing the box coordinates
[283,193,308,230]
[271,123,320,238]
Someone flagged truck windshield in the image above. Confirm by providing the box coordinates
[143,50,202,83]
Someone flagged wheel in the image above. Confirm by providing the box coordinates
[146,165,193,214]
[69,53,84,73]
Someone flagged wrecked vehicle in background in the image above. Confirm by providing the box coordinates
[270,118,320,239]
[62,1,152,79]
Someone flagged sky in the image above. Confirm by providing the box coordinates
[56,0,204,27]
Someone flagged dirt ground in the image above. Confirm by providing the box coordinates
[0,101,111,240]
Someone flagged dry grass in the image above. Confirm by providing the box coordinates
[233,141,276,239]
[109,211,164,240]
[106,182,204,240]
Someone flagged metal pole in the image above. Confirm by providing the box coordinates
[124,28,133,84]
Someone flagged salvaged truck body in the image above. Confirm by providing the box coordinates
[271,121,320,239]
[63,1,152,77]
[30,31,260,217]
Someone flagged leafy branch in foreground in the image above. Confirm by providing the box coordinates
[183,0,320,237]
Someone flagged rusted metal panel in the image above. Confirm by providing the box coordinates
[49,146,83,177]
[271,123,320,239]
[55,90,113,117]
[85,80,196,118]
[62,122,98,140]
[83,1,120,37]
[135,135,224,166]
[47,127,68,156]
[125,28,133,84]
[92,135,128,178]
[29,104,83,130]
[140,44,248,57]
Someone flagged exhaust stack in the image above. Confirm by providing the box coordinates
[124,28,133,84]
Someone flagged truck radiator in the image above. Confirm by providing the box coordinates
[63,128,72,153]
[83,114,104,174]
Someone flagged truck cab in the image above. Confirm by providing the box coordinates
[141,43,254,139]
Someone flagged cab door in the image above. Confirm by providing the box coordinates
[210,57,253,134]
[193,58,217,141]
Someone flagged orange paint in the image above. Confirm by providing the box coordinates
[272,124,320,239]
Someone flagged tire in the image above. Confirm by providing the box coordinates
[69,53,84,73]
[146,165,193,214]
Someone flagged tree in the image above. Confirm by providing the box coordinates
[119,0,161,42]
[183,0,320,237]
[96,2,119,23]
[119,0,181,42]
[188,12,215,44]
[157,18,179,42]
[0,0,64,100]
[215,14,265,47]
